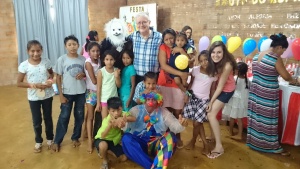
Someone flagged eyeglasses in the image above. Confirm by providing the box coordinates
[137,21,149,25]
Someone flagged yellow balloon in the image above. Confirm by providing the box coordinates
[227,37,242,53]
[211,35,222,44]
[175,55,189,70]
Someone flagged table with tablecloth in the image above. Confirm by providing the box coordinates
[278,83,300,146]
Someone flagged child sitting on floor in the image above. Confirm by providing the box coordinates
[94,97,136,169]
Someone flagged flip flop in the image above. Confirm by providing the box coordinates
[101,163,109,169]
[274,150,291,156]
[207,151,224,159]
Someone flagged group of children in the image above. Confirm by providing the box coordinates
[18,28,251,167]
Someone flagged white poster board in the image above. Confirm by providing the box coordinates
[119,3,157,34]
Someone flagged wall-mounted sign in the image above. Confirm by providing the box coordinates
[119,3,157,34]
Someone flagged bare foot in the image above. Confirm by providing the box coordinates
[108,150,117,158]
[201,146,210,156]
[177,140,184,149]
[185,140,195,150]
[51,143,60,152]
[230,135,242,140]
[205,136,215,143]
[87,140,93,154]
[118,154,127,162]
[72,140,81,148]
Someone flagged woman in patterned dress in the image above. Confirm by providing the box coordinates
[247,33,298,155]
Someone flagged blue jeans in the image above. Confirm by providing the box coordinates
[29,97,54,143]
[54,93,85,145]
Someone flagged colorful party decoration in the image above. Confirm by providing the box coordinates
[243,38,251,45]
[291,38,300,60]
[260,39,272,52]
[198,36,210,52]
[221,35,227,44]
[242,38,257,56]
[227,36,242,53]
[211,35,222,44]
[281,38,295,59]
[257,36,268,52]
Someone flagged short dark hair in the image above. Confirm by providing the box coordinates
[270,33,288,49]
[102,49,117,61]
[198,50,209,61]
[144,71,157,81]
[176,32,188,43]
[162,28,176,44]
[107,97,122,110]
[64,35,79,45]
[27,40,43,50]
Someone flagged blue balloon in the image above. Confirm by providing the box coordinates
[221,35,227,44]
[257,36,268,52]
[243,39,257,56]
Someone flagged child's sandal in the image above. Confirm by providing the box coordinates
[34,143,42,153]
[101,163,109,169]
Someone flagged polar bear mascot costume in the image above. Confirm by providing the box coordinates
[100,18,133,69]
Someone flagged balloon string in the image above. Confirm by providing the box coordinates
[284,58,288,66]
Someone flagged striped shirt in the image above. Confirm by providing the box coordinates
[129,28,162,76]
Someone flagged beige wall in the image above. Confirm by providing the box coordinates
[126,0,300,61]
[88,0,127,40]
[0,0,18,86]
[1,0,300,86]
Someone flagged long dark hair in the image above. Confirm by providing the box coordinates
[206,41,237,77]
[181,25,192,38]
[85,30,98,51]
[119,50,134,70]
[236,62,248,89]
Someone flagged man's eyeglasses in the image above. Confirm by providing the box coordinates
[137,21,149,25]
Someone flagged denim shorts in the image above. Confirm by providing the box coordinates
[217,91,234,103]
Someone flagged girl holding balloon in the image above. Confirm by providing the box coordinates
[205,41,237,159]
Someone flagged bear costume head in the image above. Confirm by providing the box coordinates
[100,18,132,69]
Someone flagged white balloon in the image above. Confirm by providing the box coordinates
[260,39,273,52]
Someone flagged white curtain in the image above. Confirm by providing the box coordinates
[13,0,89,65]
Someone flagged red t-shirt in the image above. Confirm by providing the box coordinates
[157,44,178,88]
